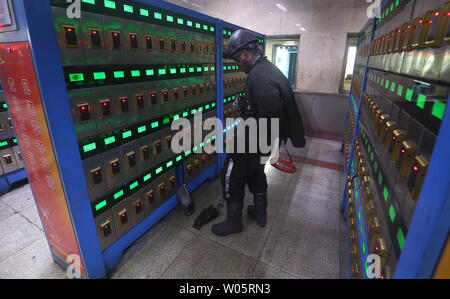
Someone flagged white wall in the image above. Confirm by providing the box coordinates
[165,0,369,94]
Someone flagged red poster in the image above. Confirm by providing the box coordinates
[0,42,85,276]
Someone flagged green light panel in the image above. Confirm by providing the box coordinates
[417,94,426,109]
[94,72,106,80]
[167,161,173,167]
[176,155,182,162]
[131,70,140,77]
[82,0,95,4]
[163,118,170,125]
[104,0,116,9]
[146,69,154,76]
[159,69,166,75]
[83,142,96,153]
[0,141,8,147]
[114,71,125,78]
[154,12,162,20]
[177,18,184,25]
[114,190,124,200]
[123,4,133,13]
[104,136,115,145]
[389,204,396,223]
[156,167,163,174]
[406,89,413,102]
[138,126,147,133]
[70,73,84,82]
[95,200,107,211]
[167,15,174,22]
[195,23,201,29]
[130,181,139,190]
[397,229,405,250]
[187,21,193,27]
[140,8,149,16]
[122,131,132,139]
[383,187,389,202]
[397,84,403,96]
[432,101,446,120]
[151,121,159,129]
[143,173,151,182]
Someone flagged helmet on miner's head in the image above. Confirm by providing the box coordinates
[223,29,259,60]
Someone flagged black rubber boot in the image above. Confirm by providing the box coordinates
[211,200,243,236]
[248,192,267,227]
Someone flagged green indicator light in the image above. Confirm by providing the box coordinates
[385,80,390,89]
[390,3,394,11]
[360,225,363,237]
[13,139,17,144]
[83,142,96,153]
[123,4,133,13]
[154,12,162,20]
[397,229,405,250]
[185,151,191,156]
[381,78,384,86]
[177,18,184,25]
[114,190,124,200]
[199,107,203,112]
[94,72,106,80]
[82,0,95,4]
[138,126,147,134]
[196,23,201,29]
[143,173,151,182]
[189,67,195,73]
[104,136,115,145]
[378,173,383,186]
[224,99,227,103]
[374,161,378,172]
[371,152,374,162]
[228,66,231,70]
[130,181,139,190]
[362,242,366,256]
[173,114,179,120]
[355,190,358,198]
[156,167,163,174]
[193,146,198,152]
[183,112,188,117]
[211,67,215,71]
[2,103,7,109]
[210,27,215,32]
[391,82,396,92]
[206,138,211,143]
[200,142,204,147]
[176,155,182,162]
[167,161,173,167]
[228,31,231,36]
[122,131,132,139]
[212,136,216,140]
[197,67,202,72]
[223,30,227,35]
[104,0,116,9]
[223,66,227,71]
[432,101,446,120]
[95,200,107,211]
[205,105,210,109]
[232,66,236,69]
[140,8,149,16]
[170,68,177,74]
[358,212,361,222]
[187,21,193,27]
[368,145,371,152]
[204,67,209,72]
[389,204,396,223]
[159,69,166,75]
[396,0,399,6]
[163,118,170,125]
[146,69,154,76]
[212,103,215,107]
[114,71,124,78]
[131,70,140,77]
[383,187,389,202]
[417,94,426,109]
[180,68,186,73]
[405,89,413,102]
[203,25,208,30]
[69,73,84,82]
[191,109,196,115]
[167,15,174,22]
[0,141,8,147]
[397,84,403,96]
[151,121,159,129]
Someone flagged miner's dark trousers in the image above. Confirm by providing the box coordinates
[221,153,268,203]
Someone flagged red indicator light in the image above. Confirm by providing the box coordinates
[419,20,423,24]
[413,166,419,172]
[148,193,153,199]
[136,203,141,207]
[121,213,126,217]
[113,162,118,167]
[385,127,389,131]
[131,34,136,39]
[408,25,411,29]
[160,185,165,190]
[392,136,396,140]
[103,102,108,106]
[93,30,98,35]
[381,275,385,280]
[68,28,73,32]
[401,149,406,154]
[375,246,379,251]
[81,106,86,110]
[147,36,151,40]
[114,33,118,36]
[426,20,432,24]
[444,12,450,16]
[122,99,127,103]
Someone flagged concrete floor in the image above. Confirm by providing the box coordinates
[0,136,348,279]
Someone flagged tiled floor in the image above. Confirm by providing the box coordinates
[0,136,349,279]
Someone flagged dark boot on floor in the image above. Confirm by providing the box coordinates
[211,200,243,236]
[248,192,267,227]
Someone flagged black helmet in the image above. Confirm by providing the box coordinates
[223,29,259,59]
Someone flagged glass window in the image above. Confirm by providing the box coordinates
[340,34,358,94]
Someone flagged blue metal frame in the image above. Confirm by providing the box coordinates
[3,0,265,279]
